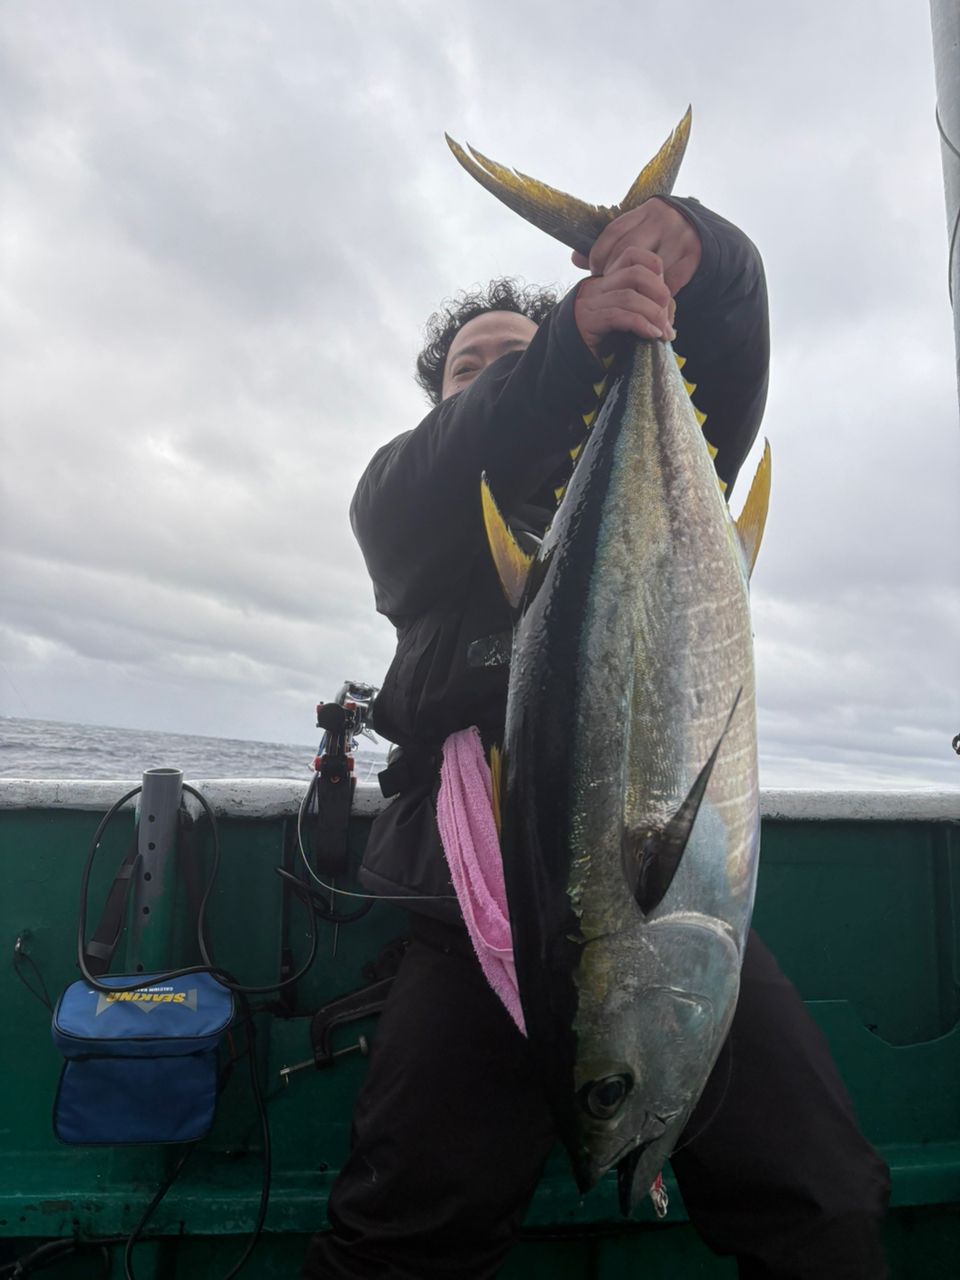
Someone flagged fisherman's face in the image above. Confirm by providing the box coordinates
[441,311,538,401]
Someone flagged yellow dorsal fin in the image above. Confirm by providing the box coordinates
[734,440,772,578]
[489,744,503,836]
[481,473,533,608]
[618,107,692,210]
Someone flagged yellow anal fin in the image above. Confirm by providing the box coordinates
[619,107,692,209]
[735,440,772,579]
[489,743,503,837]
[481,473,533,609]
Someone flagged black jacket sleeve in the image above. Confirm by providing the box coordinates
[350,288,602,623]
[661,197,770,496]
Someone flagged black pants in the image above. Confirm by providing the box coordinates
[303,925,890,1279]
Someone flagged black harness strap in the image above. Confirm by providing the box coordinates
[84,843,141,976]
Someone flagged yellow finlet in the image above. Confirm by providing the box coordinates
[481,473,533,609]
[705,438,719,461]
[582,408,597,428]
[734,440,772,579]
[694,408,707,427]
[554,483,567,503]
[592,378,608,398]
[674,353,687,370]
[683,379,697,397]
[570,442,583,462]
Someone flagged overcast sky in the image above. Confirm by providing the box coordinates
[2,1,958,789]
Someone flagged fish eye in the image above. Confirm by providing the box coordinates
[580,1072,634,1120]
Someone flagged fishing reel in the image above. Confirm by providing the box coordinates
[314,680,379,774]
[306,681,381,881]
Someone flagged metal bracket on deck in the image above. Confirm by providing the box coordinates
[279,940,408,1084]
[279,976,394,1083]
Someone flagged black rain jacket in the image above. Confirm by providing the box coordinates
[350,197,770,922]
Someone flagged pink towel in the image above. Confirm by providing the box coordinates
[436,727,526,1035]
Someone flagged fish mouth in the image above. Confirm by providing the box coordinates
[609,1109,681,1166]
[574,1109,682,1193]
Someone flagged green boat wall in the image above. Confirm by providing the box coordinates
[1,779,958,1277]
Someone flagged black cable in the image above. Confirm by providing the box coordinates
[0,1236,126,1278]
[120,996,270,1280]
[273,866,373,925]
[70,780,307,1279]
[76,783,319,997]
[122,1148,193,1279]
[12,943,53,1012]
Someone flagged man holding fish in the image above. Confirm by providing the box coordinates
[302,120,889,1279]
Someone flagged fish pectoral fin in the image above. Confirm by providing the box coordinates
[735,439,771,579]
[445,134,611,257]
[481,472,533,610]
[622,689,743,916]
[618,106,693,210]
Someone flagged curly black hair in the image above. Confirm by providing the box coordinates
[415,278,560,405]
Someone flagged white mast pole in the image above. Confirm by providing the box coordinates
[930,1,960,398]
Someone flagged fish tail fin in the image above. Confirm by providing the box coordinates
[481,472,533,609]
[445,135,609,257]
[618,106,693,211]
[446,108,692,257]
[735,440,772,578]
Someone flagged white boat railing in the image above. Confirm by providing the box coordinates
[0,778,957,822]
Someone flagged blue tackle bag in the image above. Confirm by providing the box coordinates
[51,971,234,1145]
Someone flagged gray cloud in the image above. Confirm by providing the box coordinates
[1,0,957,789]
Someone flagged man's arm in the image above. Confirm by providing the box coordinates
[353,198,769,622]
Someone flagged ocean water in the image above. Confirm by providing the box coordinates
[0,716,388,783]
